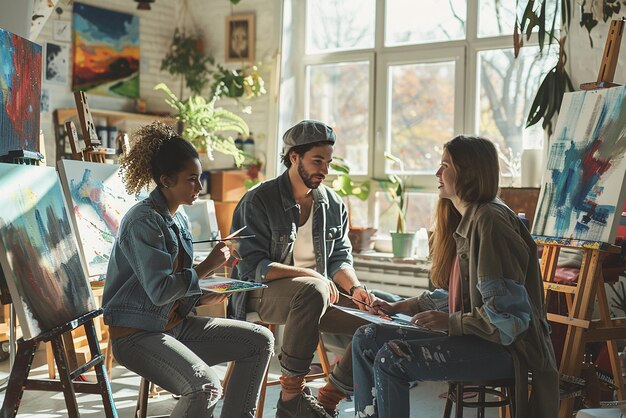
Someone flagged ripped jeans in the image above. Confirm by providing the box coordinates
[112,316,274,418]
[352,324,514,418]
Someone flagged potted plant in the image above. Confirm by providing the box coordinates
[330,157,376,253]
[155,83,248,166]
[211,64,267,100]
[379,153,416,258]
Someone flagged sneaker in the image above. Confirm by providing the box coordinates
[276,387,335,418]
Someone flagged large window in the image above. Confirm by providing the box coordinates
[281,0,557,232]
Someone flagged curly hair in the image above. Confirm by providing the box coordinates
[119,121,199,196]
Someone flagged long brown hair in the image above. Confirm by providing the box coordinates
[429,135,499,289]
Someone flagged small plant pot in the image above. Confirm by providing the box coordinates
[390,232,416,258]
[348,227,377,253]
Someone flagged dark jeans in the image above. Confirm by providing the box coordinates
[352,324,514,418]
[112,316,274,418]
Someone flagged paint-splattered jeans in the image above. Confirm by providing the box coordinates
[352,324,514,418]
[112,315,274,418]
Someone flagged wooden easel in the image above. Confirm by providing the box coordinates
[52,92,118,380]
[69,91,112,163]
[537,18,626,418]
[0,310,117,418]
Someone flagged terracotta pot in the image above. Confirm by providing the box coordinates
[348,227,377,253]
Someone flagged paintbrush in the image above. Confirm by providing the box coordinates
[192,235,256,244]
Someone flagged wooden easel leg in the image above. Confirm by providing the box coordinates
[51,334,80,418]
[84,319,117,417]
[0,338,38,418]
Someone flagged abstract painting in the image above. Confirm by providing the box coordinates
[57,160,140,278]
[72,2,139,98]
[45,42,69,84]
[532,86,626,244]
[0,164,95,340]
[0,28,42,157]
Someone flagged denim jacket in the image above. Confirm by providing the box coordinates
[229,170,353,320]
[102,188,202,331]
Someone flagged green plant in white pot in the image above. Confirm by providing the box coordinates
[379,153,416,258]
[330,157,376,253]
[155,83,248,166]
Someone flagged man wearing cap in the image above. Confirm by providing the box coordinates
[229,120,373,418]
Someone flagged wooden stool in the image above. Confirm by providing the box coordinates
[222,321,332,418]
[443,379,515,418]
[135,377,169,418]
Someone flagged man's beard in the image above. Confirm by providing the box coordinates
[297,160,321,189]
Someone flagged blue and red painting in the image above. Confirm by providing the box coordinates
[72,3,139,98]
[533,86,626,244]
[0,164,95,340]
[0,28,42,158]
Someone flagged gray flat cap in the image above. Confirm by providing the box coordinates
[282,120,336,155]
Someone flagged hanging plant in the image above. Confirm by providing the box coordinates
[160,29,214,96]
[211,64,267,99]
[515,0,625,135]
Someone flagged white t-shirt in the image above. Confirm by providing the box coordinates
[293,211,316,269]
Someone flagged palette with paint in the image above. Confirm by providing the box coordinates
[199,277,267,294]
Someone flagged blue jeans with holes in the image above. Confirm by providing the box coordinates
[352,324,514,418]
[112,316,274,418]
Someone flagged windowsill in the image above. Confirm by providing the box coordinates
[353,252,430,268]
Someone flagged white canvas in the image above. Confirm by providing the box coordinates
[532,86,626,244]
[57,160,140,278]
[0,164,96,340]
[184,199,220,252]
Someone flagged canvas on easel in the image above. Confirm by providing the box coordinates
[0,27,42,159]
[532,85,626,244]
[57,160,141,278]
[0,163,96,340]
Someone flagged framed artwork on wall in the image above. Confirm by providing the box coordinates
[53,20,71,42]
[225,14,255,63]
[45,42,69,85]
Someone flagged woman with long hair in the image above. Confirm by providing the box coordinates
[352,135,558,418]
[102,122,274,418]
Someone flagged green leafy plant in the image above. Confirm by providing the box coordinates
[377,153,409,234]
[155,83,248,165]
[212,64,267,99]
[329,157,370,228]
[161,29,214,97]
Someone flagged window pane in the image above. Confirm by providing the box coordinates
[387,61,456,174]
[375,191,438,235]
[306,0,375,53]
[477,47,557,180]
[385,0,466,46]
[478,0,559,38]
[307,62,370,174]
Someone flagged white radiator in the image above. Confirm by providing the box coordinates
[353,256,431,298]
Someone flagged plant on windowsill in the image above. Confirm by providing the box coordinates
[330,157,376,253]
[155,83,248,166]
[377,153,417,258]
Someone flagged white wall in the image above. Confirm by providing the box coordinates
[188,0,282,175]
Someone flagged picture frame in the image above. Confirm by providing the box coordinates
[53,20,71,42]
[225,14,255,63]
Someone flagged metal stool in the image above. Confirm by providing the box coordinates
[135,377,170,418]
[443,379,515,418]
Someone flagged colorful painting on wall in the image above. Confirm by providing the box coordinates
[0,28,42,157]
[0,164,95,340]
[72,2,139,98]
[532,86,626,244]
[58,160,140,278]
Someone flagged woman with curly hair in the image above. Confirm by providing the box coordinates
[351,135,558,418]
[102,122,274,418]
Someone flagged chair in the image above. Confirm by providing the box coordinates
[135,377,169,418]
[443,379,515,418]
[222,313,333,418]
